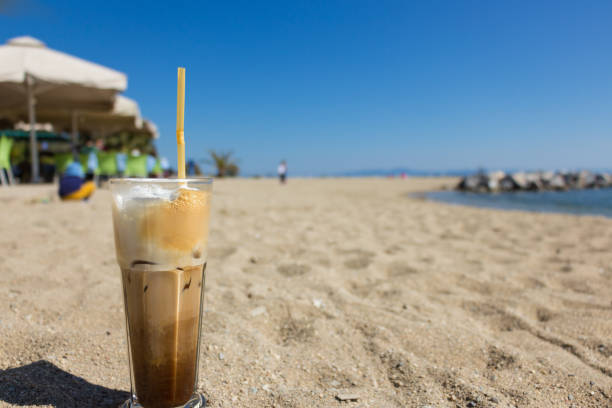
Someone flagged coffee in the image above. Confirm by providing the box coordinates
[122,263,205,408]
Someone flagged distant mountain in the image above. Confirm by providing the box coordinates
[327,167,612,178]
[329,168,475,177]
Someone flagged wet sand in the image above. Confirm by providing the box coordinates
[0,178,610,407]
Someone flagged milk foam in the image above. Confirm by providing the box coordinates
[112,186,210,269]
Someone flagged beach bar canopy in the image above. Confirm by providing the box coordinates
[0,129,70,142]
[36,95,143,137]
[142,119,159,139]
[0,36,127,181]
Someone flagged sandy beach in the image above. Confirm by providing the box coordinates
[0,177,610,408]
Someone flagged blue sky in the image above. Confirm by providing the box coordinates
[1,0,612,175]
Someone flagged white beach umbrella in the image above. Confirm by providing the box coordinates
[0,36,127,181]
[142,119,159,139]
[87,95,144,136]
[36,95,143,136]
[112,95,143,127]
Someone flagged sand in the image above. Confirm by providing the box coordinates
[0,178,610,408]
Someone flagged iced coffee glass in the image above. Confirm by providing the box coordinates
[110,178,212,408]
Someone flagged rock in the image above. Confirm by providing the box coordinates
[525,172,544,191]
[594,173,609,188]
[600,173,612,187]
[457,169,612,193]
[563,171,579,188]
[499,174,519,192]
[549,173,567,190]
[540,171,555,188]
[336,393,359,401]
[218,352,224,360]
[578,170,596,189]
[488,171,506,192]
[458,173,489,192]
[512,172,528,189]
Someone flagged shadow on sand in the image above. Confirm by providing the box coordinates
[0,360,129,407]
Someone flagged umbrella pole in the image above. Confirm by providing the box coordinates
[26,74,39,183]
[71,110,79,160]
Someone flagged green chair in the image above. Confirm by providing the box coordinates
[98,152,118,176]
[125,154,148,177]
[54,153,74,175]
[151,158,163,177]
[0,135,14,186]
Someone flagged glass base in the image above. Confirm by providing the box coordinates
[121,393,206,408]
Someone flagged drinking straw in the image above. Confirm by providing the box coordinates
[174,68,186,401]
[176,67,186,179]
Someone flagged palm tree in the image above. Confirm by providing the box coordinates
[206,150,239,177]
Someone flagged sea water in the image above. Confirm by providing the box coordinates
[426,188,612,218]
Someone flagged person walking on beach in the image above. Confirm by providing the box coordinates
[277,160,287,184]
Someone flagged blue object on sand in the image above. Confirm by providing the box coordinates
[64,162,85,178]
[59,175,84,197]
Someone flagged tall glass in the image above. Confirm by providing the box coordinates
[110,178,212,408]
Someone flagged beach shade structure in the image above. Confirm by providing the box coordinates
[0,129,70,142]
[86,95,142,134]
[142,119,159,139]
[0,36,127,182]
[101,118,159,167]
[0,135,15,185]
[37,95,143,138]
